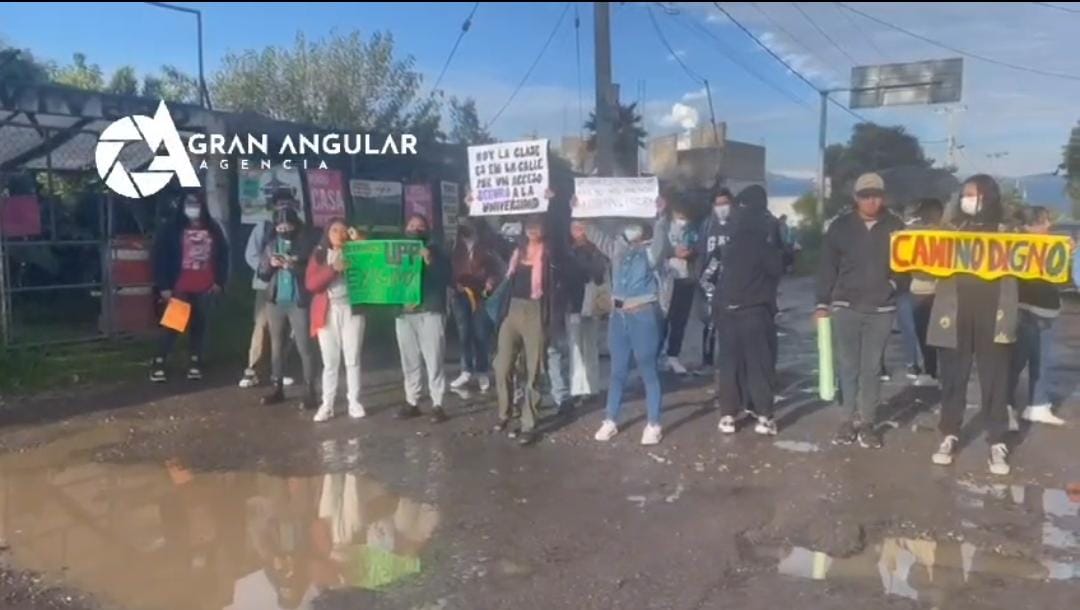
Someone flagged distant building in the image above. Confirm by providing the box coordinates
[559,135,593,175]
[647,124,765,194]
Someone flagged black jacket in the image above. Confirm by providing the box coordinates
[413,242,452,315]
[258,229,315,308]
[713,186,783,313]
[503,239,573,336]
[1018,279,1061,316]
[816,209,907,313]
[564,241,609,315]
[152,217,229,292]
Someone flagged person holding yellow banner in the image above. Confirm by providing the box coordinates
[928,175,1016,475]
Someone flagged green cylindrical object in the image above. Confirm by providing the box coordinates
[817,316,835,402]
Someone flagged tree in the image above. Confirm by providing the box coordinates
[107,66,139,96]
[141,66,201,104]
[1062,121,1080,219]
[0,39,50,83]
[50,52,104,90]
[211,30,441,139]
[448,96,493,145]
[792,192,819,228]
[824,123,932,217]
[585,101,647,176]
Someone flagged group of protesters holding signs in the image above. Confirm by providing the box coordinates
[148,138,1078,466]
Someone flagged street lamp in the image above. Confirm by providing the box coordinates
[144,2,211,109]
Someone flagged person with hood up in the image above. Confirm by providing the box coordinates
[150,191,229,382]
[258,206,319,410]
[815,173,906,450]
[713,185,784,435]
[306,217,367,423]
[928,175,1017,475]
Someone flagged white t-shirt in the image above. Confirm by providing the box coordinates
[326,248,349,303]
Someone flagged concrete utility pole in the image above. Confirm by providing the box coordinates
[593,2,615,177]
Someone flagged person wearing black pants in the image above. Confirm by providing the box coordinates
[697,188,736,369]
[662,279,696,364]
[908,198,944,384]
[911,292,937,380]
[713,185,783,435]
[660,205,700,375]
[928,175,1018,476]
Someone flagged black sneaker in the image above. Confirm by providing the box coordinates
[905,364,922,381]
[186,357,203,381]
[832,420,859,446]
[300,386,319,411]
[857,426,884,450]
[261,383,285,406]
[429,407,449,424]
[517,430,538,447]
[149,357,167,383]
[395,404,421,419]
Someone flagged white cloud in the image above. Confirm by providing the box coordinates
[757,31,839,88]
[772,169,818,180]
[681,87,708,102]
[658,102,700,131]
[666,49,688,62]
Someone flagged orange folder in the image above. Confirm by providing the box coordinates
[160,297,191,332]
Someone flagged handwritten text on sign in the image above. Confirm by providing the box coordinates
[343,240,423,305]
[467,139,549,216]
[305,168,346,228]
[572,177,659,219]
[890,230,1072,283]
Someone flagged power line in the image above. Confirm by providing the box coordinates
[574,3,584,136]
[748,3,824,63]
[791,2,858,64]
[484,2,572,130]
[833,2,886,61]
[1032,2,1080,14]
[838,3,1080,82]
[647,5,707,84]
[710,3,870,123]
[431,2,480,94]
[677,12,813,110]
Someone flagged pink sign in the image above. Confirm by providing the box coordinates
[1,195,42,237]
[305,169,346,228]
[405,184,434,223]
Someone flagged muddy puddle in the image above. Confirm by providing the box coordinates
[0,427,439,610]
[768,479,1079,605]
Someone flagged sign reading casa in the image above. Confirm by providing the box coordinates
[890,230,1072,284]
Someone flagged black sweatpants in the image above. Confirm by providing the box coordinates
[912,294,938,378]
[937,280,1010,445]
[158,291,212,362]
[714,305,776,418]
[661,279,696,358]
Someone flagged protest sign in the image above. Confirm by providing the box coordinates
[343,240,423,305]
[405,184,435,223]
[238,169,304,224]
[440,181,460,245]
[571,177,659,219]
[467,139,549,216]
[160,298,192,332]
[349,180,404,232]
[890,230,1072,283]
[305,168,346,228]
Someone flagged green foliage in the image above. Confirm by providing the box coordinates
[825,123,932,217]
[585,101,647,176]
[1063,121,1080,219]
[49,52,105,90]
[448,96,494,145]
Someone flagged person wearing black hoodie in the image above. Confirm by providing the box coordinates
[150,191,229,382]
[713,185,784,435]
[815,173,906,450]
[258,205,318,410]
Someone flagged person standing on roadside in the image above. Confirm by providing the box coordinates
[448,219,504,394]
[659,203,700,375]
[697,187,735,368]
[909,198,944,386]
[565,220,610,402]
[815,173,906,450]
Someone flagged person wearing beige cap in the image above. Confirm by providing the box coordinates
[814,172,906,449]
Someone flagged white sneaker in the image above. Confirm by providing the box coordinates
[450,372,472,389]
[641,423,663,446]
[718,415,736,434]
[283,377,295,387]
[238,369,259,388]
[1007,405,1021,432]
[666,357,688,375]
[594,420,618,442]
[754,417,778,436]
[989,443,1011,476]
[1022,405,1065,426]
[313,405,334,423]
[932,435,958,466]
[477,374,491,393]
[348,403,367,419]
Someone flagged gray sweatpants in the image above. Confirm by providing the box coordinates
[832,307,895,425]
[266,303,316,386]
[395,312,447,408]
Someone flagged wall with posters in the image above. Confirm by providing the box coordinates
[306,169,347,228]
[404,184,434,224]
[237,168,305,224]
[349,179,404,233]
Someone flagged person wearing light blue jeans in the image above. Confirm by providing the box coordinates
[582,195,671,446]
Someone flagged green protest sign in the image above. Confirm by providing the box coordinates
[343,240,423,306]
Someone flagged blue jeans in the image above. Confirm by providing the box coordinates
[452,291,492,373]
[896,292,920,368]
[605,304,663,425]
[1010,311,1055,407]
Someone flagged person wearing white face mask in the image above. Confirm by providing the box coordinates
[150,191,229,383]
[696,187,736,369]
[658,204,701,375]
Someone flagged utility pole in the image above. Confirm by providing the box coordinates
[816,90,828,222]
[594,2,615,177]
[934,104,966,170]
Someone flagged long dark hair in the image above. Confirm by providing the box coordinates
[312,216,348,265]
[172,189,212,228]
[959,174,1003,229]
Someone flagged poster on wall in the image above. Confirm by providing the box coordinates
[440,181,460,245]
[305,169,346,228]
[349,179,403,233]
[238,168,304,224]
[404,184,434,224]
[467,139,548,216]
[0,195,42,237]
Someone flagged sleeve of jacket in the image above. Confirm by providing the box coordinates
[304,249,338,294]
[585,222,625,262]
[760,218,784,279]
[151,225,176,291]
[815,219,841,310]
[648,216,672,269]
[257,239,275,282]
[245,222,266,273]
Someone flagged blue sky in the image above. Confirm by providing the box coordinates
[3,2,1079,178]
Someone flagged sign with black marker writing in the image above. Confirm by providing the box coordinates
[343,240,423,305]
[467,139,549,216]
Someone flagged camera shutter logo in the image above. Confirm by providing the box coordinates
[95,101,200,198]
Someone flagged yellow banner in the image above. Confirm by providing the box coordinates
[890,230,1071,283]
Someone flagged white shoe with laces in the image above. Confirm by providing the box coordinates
[313,405,334,423]
[348,402,367,419]
[594,420,618,442]
[754,417,778,436]
[283,377,295,387]
[666,357,688,375]
[450,372,472,389]
[718,415,736,434]
[932,435,958,466]
[477,374,491,393]
[1022,405,1065,426]
[989,443,1011,476]
[640,423,663,446]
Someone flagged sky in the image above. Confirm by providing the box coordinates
[2,1,1079,179]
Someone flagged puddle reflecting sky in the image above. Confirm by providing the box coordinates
[776,480,1080,605]
[0,428,439,610]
